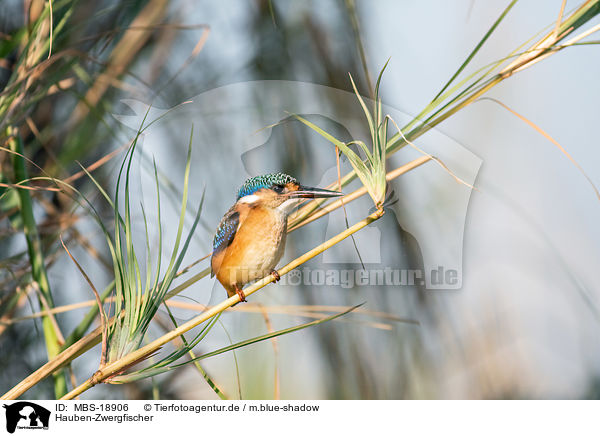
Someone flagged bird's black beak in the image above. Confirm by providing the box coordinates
[287,185,344,199]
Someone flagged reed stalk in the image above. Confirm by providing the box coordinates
[59,207,384,399]
[6,127,68,398]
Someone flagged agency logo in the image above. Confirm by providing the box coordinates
[2,402,50,433]
[114,81,481,291]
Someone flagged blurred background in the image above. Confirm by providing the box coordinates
[1,0,599,399]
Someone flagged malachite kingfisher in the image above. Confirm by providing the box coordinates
[211,173,343,302]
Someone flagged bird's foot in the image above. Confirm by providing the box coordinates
[235,287,247,302]
[271,270,281,282]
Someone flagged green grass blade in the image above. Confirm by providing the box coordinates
[7,128,67,398]
[160,305,228,400]
[348,73,375,144]
[161,126,194,284]
[150,159,163,296]
[291,114,371,179]
[432,0,518,102]
[181,304,363,367]
[112,304,363,382]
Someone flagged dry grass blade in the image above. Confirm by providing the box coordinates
[64,142,130,184]
[479,97,600,201]
[47,0,54,59]
[152,26,210,99]
[60,236,108,367]
[388,117,476,191]
[0,300,99,325]
[0,182,60,192]
[2,297,417,328]
[554,0,567,39]
[0,145,47,174]
[68,0,169,127]
[68,227,113,271]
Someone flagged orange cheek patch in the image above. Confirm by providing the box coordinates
[285,182,299,193]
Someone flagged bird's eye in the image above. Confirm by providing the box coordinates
[272,184,285,193]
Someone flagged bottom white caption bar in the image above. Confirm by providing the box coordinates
[0,400,597,435]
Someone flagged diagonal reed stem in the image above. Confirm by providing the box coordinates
[58,207,384,400]
[1,156,425,400]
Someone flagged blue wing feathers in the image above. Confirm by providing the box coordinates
[212,209,239,254]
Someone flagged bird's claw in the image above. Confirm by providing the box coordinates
[271,270,281,282]
[236,288,247,302]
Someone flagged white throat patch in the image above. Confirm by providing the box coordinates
[277,198,302,214]
[238,194,260,204]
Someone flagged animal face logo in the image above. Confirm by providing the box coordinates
[3,402,50,433]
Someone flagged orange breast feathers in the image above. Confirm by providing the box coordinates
[211,204,287,296]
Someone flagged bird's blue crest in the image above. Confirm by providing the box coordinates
[236,173,297,200]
